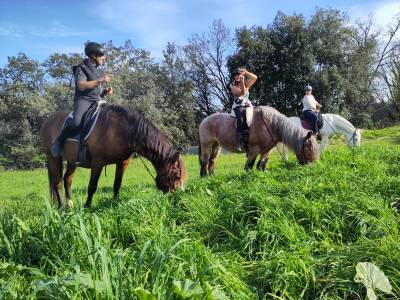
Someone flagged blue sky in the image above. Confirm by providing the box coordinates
[0,0,399,67]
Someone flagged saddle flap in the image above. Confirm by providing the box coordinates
[300,112,324,130]
[65,102,104,142]
[246,106,254,128]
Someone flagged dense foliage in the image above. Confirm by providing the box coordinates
[0,9,399,169]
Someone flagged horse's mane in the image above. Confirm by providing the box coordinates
[259,106,318,155]
[103,104,176,165]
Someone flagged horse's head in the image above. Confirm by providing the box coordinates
[155,152,187,193]
[348,129,362,147]
[297,131,320,165]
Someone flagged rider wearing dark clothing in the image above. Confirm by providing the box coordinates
[303,109,319,133]
[230,68,257,151]
[73,58,105,126]
[50,42,112,158]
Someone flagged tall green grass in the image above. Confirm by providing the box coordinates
[0,127,399,299]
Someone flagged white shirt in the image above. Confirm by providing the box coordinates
[232,89,252,110]
[302,95,317,112]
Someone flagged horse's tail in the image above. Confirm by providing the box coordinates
[46,160,52,199]
[46,157,63,201]
[198,138,202,167]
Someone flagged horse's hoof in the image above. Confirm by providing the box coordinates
[66,200,74,209]
[83,203,91,209]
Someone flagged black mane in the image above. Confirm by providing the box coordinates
[103,104,177,166]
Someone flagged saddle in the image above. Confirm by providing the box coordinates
[62,100,106,164]
[299,111,324,132]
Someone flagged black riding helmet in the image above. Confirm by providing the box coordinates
[232,68,242,76]
[84,42,105,58]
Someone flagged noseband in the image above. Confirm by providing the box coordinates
[346,129,358,145]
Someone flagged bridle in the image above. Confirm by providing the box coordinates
[345,129,359,146]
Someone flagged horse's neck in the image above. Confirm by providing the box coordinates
[325,114,355,136]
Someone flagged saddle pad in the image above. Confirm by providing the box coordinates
[64,102,105,142]
[299,113,324,131]
[230,106,254,128]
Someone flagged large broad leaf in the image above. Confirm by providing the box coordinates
[204,282,229,300]
[173,279,204,299]
[354,262,393,300]
[133,287,157,300]
[34,272,107,294]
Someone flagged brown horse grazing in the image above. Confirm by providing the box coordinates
[198,106,319,176]
[40,104,187,209]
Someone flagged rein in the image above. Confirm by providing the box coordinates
[136,153,156,181]
[260,112,287,160]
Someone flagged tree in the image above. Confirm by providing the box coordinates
[230,12,313,115]
[0,54,48,168]
[184,19,233,117]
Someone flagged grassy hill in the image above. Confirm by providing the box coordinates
[0,126,399,299]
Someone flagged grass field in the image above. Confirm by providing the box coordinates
[0,126,399,299]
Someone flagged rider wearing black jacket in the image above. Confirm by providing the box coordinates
[50,42,112,157]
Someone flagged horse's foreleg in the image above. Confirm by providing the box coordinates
[113,159,130,198]
[63,162,77,209]
[84,162,104,208]
[47,156,63,209]
[245,152,258,171]
[320,135,329,154]
[256,152,269,172]
[207,144,221,176]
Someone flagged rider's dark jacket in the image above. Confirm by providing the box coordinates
[72,59,105,126]
[73,58,104,103]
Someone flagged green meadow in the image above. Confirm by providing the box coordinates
[0,127,399,299]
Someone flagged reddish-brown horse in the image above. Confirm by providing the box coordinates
[40,104,187,209]
[199,106,319,176]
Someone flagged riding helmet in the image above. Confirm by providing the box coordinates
[232,68,242,76]
[305,85,313,91]
[84,42,105,58]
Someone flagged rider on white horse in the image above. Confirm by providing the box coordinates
[302,85,322,134]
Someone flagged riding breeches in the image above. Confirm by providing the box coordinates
[234,106,246,132]
[73,99,95,127]
[303,109,319,133]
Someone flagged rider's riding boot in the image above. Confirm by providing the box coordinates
[50,124,78,157]
[235,131,242,152]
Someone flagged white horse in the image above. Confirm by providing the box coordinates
[289,113,361,152]
[255,113,361,169]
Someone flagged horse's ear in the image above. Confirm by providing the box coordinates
[306,131,313,139]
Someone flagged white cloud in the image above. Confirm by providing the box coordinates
[94,0,183,56]
[348,1,400,31]
[30,21,89,38]
[0,21,98,39]
[94,0,268,57]
[0,23,23,38]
